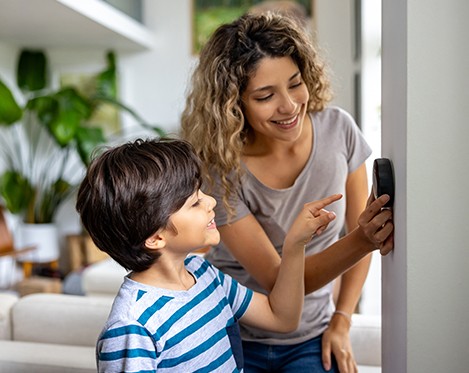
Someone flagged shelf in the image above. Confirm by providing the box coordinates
[0,0,155,52]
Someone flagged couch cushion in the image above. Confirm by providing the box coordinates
[82,258,127,297]
[0,292,19,340]
[0,340,96,373]
[12,293,113,346]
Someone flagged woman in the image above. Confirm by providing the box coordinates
[181,12,393,373]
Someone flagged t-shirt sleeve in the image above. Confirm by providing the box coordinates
[97,321,157,372]
[209,260,253,320]
[339,108,372,172]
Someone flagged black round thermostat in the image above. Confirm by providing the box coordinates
[372,158,395,208]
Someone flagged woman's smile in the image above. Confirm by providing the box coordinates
[271,113,300,129]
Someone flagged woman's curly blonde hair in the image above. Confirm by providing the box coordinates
[181,12,332,217]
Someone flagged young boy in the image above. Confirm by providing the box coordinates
[76,138,340,372]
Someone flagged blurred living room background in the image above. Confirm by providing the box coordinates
[0,0,382,313]
[2,2,468,372]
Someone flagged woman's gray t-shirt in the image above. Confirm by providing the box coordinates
[205,106,372,345]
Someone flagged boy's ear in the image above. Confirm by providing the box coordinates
[145,231,166,250]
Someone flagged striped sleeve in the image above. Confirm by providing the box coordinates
[203,258,253,320]
[97,321,157,372]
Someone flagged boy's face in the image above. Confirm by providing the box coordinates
[163,190,220,253]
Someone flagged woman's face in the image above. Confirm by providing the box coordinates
[241,56,309,144]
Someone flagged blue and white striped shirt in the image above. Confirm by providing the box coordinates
[97,255,253,372]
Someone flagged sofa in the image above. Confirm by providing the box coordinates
[0,290,381,372]
[0,292,113,373]
[82,258,127,297]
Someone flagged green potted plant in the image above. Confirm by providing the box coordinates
[0,49,163,223]
[0,49,163,263]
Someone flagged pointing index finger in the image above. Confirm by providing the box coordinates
[315,194,343,209]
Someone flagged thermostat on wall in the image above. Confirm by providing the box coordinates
[372,158,395,208]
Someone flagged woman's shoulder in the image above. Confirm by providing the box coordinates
[313,106,356,125]
[312,106,363,143]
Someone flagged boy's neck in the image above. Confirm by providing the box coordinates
[130,254,196,291]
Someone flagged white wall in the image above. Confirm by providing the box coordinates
[119,0,194,136]
[0,42,17,90]
[382,0,469,371]
[314,0,355,115]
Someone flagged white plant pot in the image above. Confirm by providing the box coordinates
[16,223,60,263]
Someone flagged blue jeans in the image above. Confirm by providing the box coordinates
[242,334,339,372]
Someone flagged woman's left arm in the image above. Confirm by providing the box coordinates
[322,163,371,373]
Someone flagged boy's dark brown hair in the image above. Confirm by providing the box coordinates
[76,138,202,272]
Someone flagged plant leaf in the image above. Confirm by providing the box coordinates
[35,178,72,223]
[17,50,47,92]
[0,170,34,214]
[76,126,106,166]
[0,79,23,125]
[28,88,92,147]
[50,88,90,146]
[95,51,117,99]
[27,95,57,126]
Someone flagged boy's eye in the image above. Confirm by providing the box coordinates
[192,199,203,207]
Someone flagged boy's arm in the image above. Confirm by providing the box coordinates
[239,194,341,333]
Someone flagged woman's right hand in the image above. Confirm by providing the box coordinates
[357,192,394,255]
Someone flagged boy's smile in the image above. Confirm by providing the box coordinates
[207,218,217,230]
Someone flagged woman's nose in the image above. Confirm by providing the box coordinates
[278,93,296,114]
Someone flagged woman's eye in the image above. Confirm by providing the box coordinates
[290,81,303,89]
[255,94,273,102]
